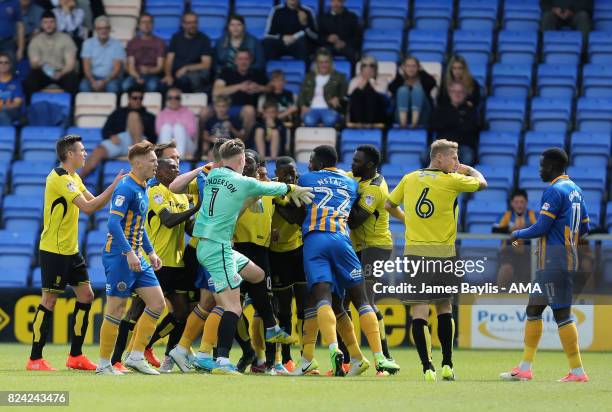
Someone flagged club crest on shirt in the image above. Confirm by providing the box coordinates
[115,195,125,206]
[67,181,77,192]
[153,193,163,205]
[542,202,550,211]
[365,195,374,206]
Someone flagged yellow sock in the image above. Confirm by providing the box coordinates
[178,304,208,350]
[336,312,362,360]
[358,305,382,354]
[316,301,336,347]
[132,308,161,353]
[296,318,304,347]
[302,309,319,361]
[199,306,222,354]
[237,314,251,343]
[558,322,583,369]
[99,314,121,361]
[275,344,282,365]
[378,316,386,341]
[250,315,265,361]
[522,318,543,363]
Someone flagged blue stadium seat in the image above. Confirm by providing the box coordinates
[11,160,55,194]
[530,98,572,132]
[478,131,520,166]
[491,63,532,98]
[2,194,44,230]
[523,132,565,165]
[567,166,607,197]
[0,230,37,256]
[192,4,229,18]
[266,60,305,91]
[31,92,71,123]
[469,62,488,87]
[414,0,453,31]
[606,201,612,232]
[0,127,15,164]
[86,230,108,258]
[365,28,403,44]
[536,64,578,98]
[458,0,498,32]
[519,166,548,209]
[588,31,612,64]
[485,97,526,132]
[20,140,57,162]
[20,126,63,142]
[406,30,448,63]
[0,125,16,142]
[198,15,226,40]
[340,129,382,161]
[542,31,582,65]
[0,264,30,287]
[570,132,611,167]
[459,238,500,284]
[386,129,427,165]
[471,165,514,201]
[466,200,508,232]
[576,97,612,132]
[503,0,540,31]
[362,38,401,63]
[146,5,183,17]
[334,60,352,80]
[498,30,538,65]
[452,30,493,65]
[381,164,420,188]
[153,16,181,41]
[66,127,102,146]
[583,64,612,98]
[103,160,130,186]
[594,1,612,31]
[369,3,408,29]
[296,162,309,177]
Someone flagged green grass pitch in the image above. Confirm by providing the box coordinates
[1,344,610,411]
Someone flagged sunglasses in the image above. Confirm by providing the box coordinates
[130,95,143,101]
[362,63,376,68]
[166,95,181,100]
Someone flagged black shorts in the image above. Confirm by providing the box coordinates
[182,244,201,301]
[155,265,195,296]
[401,255,459,303]
[357,247,392,278]
[234,242,271,293]
[39,250,89,293]
[269,246,306,290]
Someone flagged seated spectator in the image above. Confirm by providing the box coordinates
[318,0,361,62]
[389,55,435,129]
[52,0,87,48]
[347,55,388,128]
[254,100,285,160]
[156,87,197,159]
[79,15,124,93]
[541,0,592,46]
[21,0,44,44]
[298,48,347,127]
[214,14,264,72]
[263,0,317,62]
[162,11,212,93]
[430,82,480,165]
[24,10,78,97]
[202,95,243,156]
[438,55,481,108]
[494,189,537,288]
[0,53,24,125]
[79,85,156,177]
[259,69,298,126]
[0,0,25,62]
[123,13,165,92]
[212,47,269,141]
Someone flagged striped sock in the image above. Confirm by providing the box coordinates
[199,306,223,354]
[520,317,543,371]
[250,314,266,363]
[301,309,319,361]
[316,300,337,348]
[99,314,121,367]
[178,304,208,350]
[558,321,584,373]
[130,308,161,358]
[336,311,363,360]
[358,304,382,355]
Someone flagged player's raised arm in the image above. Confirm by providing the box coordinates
[455,164,488,190]
[168,167,202,194]
[74,170,125,215]
[152,159,202,227]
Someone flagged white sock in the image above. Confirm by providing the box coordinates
[98,358,111,368]
[301,356,312,365]
[571,367,585,376]
[256,357,265,366]
[129,350,144,361]
[518,360,532,371]
[174,346,187,355]
[196,351,212,360]
[217,357,231,366]
[329,343,338,352]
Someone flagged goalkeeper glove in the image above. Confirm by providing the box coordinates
[287,184,314,207]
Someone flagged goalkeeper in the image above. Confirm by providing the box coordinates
[192,139,314,375]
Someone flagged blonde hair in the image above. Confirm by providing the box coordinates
[128,140,155,161]
[430,139,458,160]
[444,55,475,96]
[314,48,334,74]
[219,138,245,160]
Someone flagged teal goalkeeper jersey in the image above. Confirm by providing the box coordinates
[193,166,290,243]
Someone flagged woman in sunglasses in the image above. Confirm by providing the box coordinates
[156,88,197,158]
[347,55,388,128]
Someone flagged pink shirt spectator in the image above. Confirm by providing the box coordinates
[156,106,197,138]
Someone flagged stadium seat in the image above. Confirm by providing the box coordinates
[588,31,612,64]
[406,30,448,63]
[266,60,305,93]
[103,0,141,17]
[469,62,488,88]
[530,98,572,132]
[519,166,548,210]
[95,209,110,233]
[478,131,520,166]
[2,194,44,230]
[465,200,508,232]
[20,140,58,162]
[369,2,408,29]
[576,97,612,132]
[583,64,612,98]
[66,127,102,146]
[567,166,607,197]
[386,129,427,165]
[181,93,208,116]
[334,60,352,80]
[198,15,226,39]
[414,0,453,31]
[0,127,15,164]
[458,0,498,32]
[75,93,117,128]
[536,64,578,98]
[120,92,162,115]
[103,160,130,186]
[491,63,532,98]
[498,30,538,65]
[294,128,336,163]
[594,2,612,31]
[503,0,540,31]
[31,92,71,124]
[570,132,611,167]
[11,160,55,195]
[21,126,63,142]
[0,230,37,256]
[542,31,582,65]
[381,164,420,188]
[340,129,382,161]
[452,30,493,65]
[523,132,565,165]
[472,165,514,199]
[485,97,526,132]
[152,15,180,41]
[0,264,30,287]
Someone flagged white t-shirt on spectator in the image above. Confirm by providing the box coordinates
[311,74,330,109]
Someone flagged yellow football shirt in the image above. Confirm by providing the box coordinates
[146,181,190,267]
[233,196,275,247]
[347,172,393,252]
[39,167,87,255]
[388,168,480,257]
[270,196,302,253]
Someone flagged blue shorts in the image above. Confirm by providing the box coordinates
[103,253,160,298]
[530,268,574,309]
[303,231,363,296]
[195,264,216,293]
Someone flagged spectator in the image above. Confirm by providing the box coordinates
[214,14,264,72]
[156,87,197,158]
[347,55,388,128]
[0,52,24,125]
[438,54,481,108]
[162,11,212,93]
[389,55,436,129]
[318,0,361,62]
[24,10,78,97]
[123,13,165,92]
[430,82,480,165]
[541,0,592,46]
[259,69,297,126]
[0,0,25,62]
[80,85,156,177]
[254,100,285,160]
[21,0,44,43]
[202,95,243,155]
[298,48,347,127]
[52,0,87,47]
[263,0,317,62]
[494,189,537,287]
[79,15,124,93]
[212,47,269,140]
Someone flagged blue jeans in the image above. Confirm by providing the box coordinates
[303,108,338,127]
[79,76,122,93]
[395,83,431,127]
[122,75,160,92]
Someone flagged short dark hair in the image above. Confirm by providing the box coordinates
[245,149,261,165]
[212,137,229,162]
[511,189,528,201]
[155,141,177,159]
[313,145,338,168]
[0,52,12,68]
[542,147,569,171]
[127,84,145,96]
[182,11,197,21]
[128,141,155,161]
[219,139,245,160]
[356,144,381,168]
[276,156,296,169]
[41,10,55,20]
[236,47,252,58]
[56,135,82,162]
[157,158,174,171]
[139,12,153,22]
[227,14,245,27]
